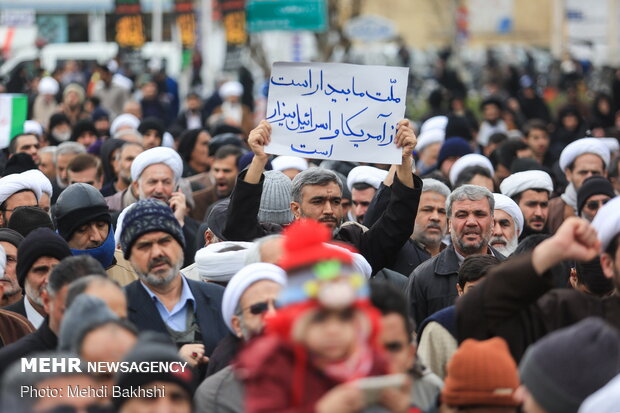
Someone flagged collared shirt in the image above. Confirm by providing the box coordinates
[141,276,196,332]
[24,297,44,329]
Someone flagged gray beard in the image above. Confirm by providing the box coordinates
[137,259,183,288]
[490,235,519,256]
[25,282,44,307]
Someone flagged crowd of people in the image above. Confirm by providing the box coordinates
[0,56,619,413]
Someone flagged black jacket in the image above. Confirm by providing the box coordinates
[363,183,432,276]
[223,170,422,275]
[125,277,227,357]
[457,252,620,362]
[0,319,57,377]
[3,297,27,318]
[406,244,505,325]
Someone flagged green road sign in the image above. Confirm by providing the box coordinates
[246,0,327,33]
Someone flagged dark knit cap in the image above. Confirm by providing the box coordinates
[577,176,615,215]
[120,199,185,259]
[54,183,111,241]
[3,153,37,176]
[91,107,110,122]
[0,228,24,248]
[208,133,243,156]
[445,115,474,142]
[138,117,165,138]
[113,339,196,409]
[519,317,620,413]
[437,137,473,169]
[70,119,98,142]
[8,206,54,237]
[48,113,71,131]
[16,227,71,288]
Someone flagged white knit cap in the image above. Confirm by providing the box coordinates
[449,153,495,185]
[110,113,140,136]
[195,241,253,282]
[130,147,183,182]
[416,128,445,153]
[219,81,244,98]
[559,138,611,171]
[221,263,287,333]
[499,170,553,198]
[272,156,308,173]
[38,77,59,95]
[592,196,620,253]
[259,170,293,225]
[493,193,524,235]
[346,166,388,192]
[420,115,448,135]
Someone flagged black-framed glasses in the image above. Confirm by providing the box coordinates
[240,299,277,316]
[585,199,610,211]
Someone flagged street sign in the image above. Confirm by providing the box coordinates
[246,0,327,33]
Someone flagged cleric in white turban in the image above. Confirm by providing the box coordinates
[221,263,287,336]
[346,165,388,192]
[500,170,553,198]
[491,193,524,256]
[110,113,141,137]
[420,115,448,135]
[194,241,253,283]
[271,156,308,180]
[130,146,184,183]
[449,153,495,186]
[21,169,53,213]
[559,138,610,171]
[592,196,620,254]
[0,171,45,226]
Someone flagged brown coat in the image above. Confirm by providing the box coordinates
[457,252,620,361]
[546,196,575,234]
[0,309,35,348]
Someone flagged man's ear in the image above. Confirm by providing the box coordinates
[290,202,301,220]
[600,254,615,279]
[564,168,572,184]
[131,180,139,195]
[41,289,52,315]
[231,315,244,338]
[456,283,464,297]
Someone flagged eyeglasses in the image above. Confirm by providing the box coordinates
[585,199,610,211]
[240,299,277,316]
[384,341,406,353]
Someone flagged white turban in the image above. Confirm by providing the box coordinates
[0,172,44,204]
[347,166,388,192]
[493,193,524,235]
[222,263,287,333]
[38,77,59,95]
[420,116,448,135]
[112,73,133,91]
[500,170,553,198]
[219,81,244,99]
[21,169,52,198]
[110,113,140,136]
[592,196,620,253]
[162,131,174,148]
[598,138,619,154]
[417,128,445,153]
[325,243,371,279]
[449,153,495,185]
[23,120,43,137]
[130,147,183,182]
[559,138,610,171]
[272,156,308,173]
[0,244,5,277]
[195,241,253,282]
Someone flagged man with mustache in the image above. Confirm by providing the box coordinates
[122,199,227,375]
[54,183,138,286]
[489,193,524,257]
[130,147,200,267]
[222,119,421,275]
[406,185,505,325]
[0,229,24,307]
[3,228,71,328]
[500,170,554,240]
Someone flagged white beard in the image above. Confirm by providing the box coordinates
[490,235,519,257]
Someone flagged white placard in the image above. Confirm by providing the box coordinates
[265,62,409,164]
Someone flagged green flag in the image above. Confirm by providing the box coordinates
[0,94,28,149]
